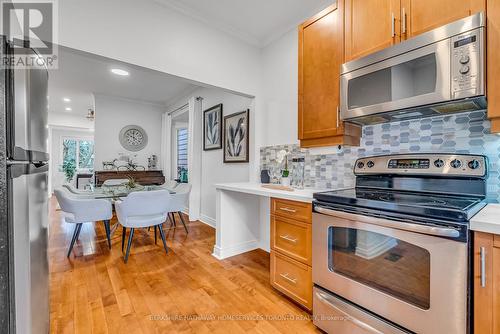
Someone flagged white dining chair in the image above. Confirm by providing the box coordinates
[102,179,129,186]
[168,183,191,234]
[62,184,94,198]
[161,179,178,191]
[114,190,171,263]
[54,188,113,257]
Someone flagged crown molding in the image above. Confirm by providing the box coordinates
[152,0,261,47]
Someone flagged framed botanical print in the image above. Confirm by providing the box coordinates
[203,104,223,151]
[223,109,249,163]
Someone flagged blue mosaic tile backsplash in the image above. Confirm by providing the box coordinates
[260,110,500,202]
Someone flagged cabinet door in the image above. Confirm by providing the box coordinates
[401,0,486,39]
[474,232,500,334]
[298,4,343,141]
[345,0,401,62]
[487,0,500,132]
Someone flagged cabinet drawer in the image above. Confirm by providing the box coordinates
[271,198,312,223]
[270,251,312,310]
[271,216,312,265]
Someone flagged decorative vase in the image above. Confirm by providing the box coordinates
[281,177,290,187]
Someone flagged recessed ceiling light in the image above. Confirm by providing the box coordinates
[63,97,71,102]
[111,68,129,76]
[65,107,72,111]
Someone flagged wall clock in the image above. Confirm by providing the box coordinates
[119,125,148,152]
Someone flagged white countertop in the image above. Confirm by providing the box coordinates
[215,182,332,203]
[470,204,500,235]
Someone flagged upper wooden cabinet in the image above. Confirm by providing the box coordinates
[401,0,486,39]
[487,0,500,132]
[345,0,401,62]
[345,0,486,62]
[298,3,361,148]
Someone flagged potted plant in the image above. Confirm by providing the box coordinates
[61,160,76,183]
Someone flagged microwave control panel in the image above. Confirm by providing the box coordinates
[451,28,483,97]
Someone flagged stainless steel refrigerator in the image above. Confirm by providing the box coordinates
[0,36,50,334]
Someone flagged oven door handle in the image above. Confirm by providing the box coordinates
[315,206,460,238]
[315,290,385,334]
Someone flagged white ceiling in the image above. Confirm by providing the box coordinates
[153,0,334,47]
[48,47,199,116]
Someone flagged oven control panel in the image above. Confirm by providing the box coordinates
[355,154,487,177]
[451,27,484,98]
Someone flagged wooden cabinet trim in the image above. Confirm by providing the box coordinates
[300,134,360,148]
[271,215,312,265]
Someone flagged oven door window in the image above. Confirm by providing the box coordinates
[328,227,430,309]
[347,53,437,109]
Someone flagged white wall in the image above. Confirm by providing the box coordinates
[58,0,260,97]
[167,88,253,225]
[94,95,163,170]
[260,29,299,146]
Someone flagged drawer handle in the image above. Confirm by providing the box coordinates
[279,207,297,213]
[279,273,297,284]
[279,235,298,243]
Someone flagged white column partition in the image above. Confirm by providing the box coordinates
[187,97,202,221]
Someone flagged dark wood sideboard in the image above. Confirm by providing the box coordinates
[94,171,165,186]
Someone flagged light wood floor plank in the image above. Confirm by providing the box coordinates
[48,197,320,333]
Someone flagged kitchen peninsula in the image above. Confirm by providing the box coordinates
[213,183,328,260]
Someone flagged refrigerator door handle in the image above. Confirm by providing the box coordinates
[7,161,48,179]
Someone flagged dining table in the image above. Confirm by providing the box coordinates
[85,184,176,235]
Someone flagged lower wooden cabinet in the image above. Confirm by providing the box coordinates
[473,231,500,334]
[270,197,313,311]
[270,251,313,310]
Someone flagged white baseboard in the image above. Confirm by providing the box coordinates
[199,214,216,228]
[212,240,259,260]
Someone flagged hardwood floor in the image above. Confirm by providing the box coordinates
[48,198,319,333]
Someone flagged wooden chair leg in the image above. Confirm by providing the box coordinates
[178,212,189,234]
[157,224,168,254]
[121,226,126,252]
[124,228,135,263]
[67,223,83,257]
[103,220,111,249]
[154,225,157,245]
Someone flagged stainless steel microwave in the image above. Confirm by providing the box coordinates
[340,12,486,125]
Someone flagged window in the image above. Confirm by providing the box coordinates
[176,128,188,179]
[62,138,95,171]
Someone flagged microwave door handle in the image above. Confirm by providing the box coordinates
[315,206,460,238]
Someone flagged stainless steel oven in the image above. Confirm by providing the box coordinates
[340,12,485,125]
[312,208,468,333]
[311,153,488,334]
